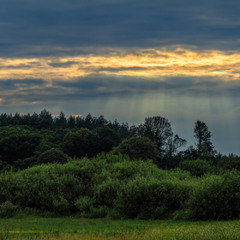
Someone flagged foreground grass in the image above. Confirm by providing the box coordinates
[1,217,240,240]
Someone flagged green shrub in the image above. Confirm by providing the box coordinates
[13,163,87,211]
[179,159,213,177]
[111,159,159,181]
[0,171,19,204]
[217,154,240,171]
[115,176,189,219]
[0,201,19,217]
[52,197,69,215]
[38,148,69,164]
[187,171,240,220]
[167,168,192,181]
[21,207,39,216]
[75,196,94,213]
[85,206,109,218]
[93,179,121,207]
[112,137,159,161]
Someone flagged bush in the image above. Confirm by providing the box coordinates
[112,137,159,161]
[12,163,87,211]
[75,196,94,213]
[38,148,68,164]
[179,159,213,177]
[52,197,69,215]
[0,201,19,217]
[93,179,121,207]
[0,171,19,204]
[187,171,240,220]
[115,176,189,219]
[111,159,160,181]
[85,206,109,218]
[217,154,240,171]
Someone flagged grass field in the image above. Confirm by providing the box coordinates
[1,217,240,240]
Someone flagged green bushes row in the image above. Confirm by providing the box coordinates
[1,154,240,220]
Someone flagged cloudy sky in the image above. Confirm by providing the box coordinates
[1,0,240,154]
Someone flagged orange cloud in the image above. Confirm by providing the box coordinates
[0,48,240,81]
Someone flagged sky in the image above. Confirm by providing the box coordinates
[1,0,240,154]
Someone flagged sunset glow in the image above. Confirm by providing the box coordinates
[1,48,240,81]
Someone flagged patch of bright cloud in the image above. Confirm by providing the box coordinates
[0,48,240,82]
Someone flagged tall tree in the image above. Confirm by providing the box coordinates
[61,128,98,158]
[38,109,53,129]
[67,115,76,128]
[138,116,174,155]
[138,116,186,167]
[95,126,121,153]
[194,120,215,159]
[55,112,67,129]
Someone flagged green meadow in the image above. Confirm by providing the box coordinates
[1,217,240,240]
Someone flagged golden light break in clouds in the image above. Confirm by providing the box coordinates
[0,48,240,82]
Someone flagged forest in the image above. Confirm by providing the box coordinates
[0,109,240,221]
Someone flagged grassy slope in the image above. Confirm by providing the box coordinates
[1,217,240,240]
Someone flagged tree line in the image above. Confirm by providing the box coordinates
[0,109,237,173]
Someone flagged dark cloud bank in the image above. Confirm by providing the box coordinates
[1,0,240,57]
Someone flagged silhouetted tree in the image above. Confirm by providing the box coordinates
[138,116,173,154]
[96,115,107,128]
[0,126,41,165]
[194,120,215,159]
[95,126,121,153]
[67,115,76,128]
[13,112,22,125]
[0,113,9,126]
[38,109,53,129]
[137,116,186,168]
[61,128,98,158]
[84,114,94,129]
[29,112,39,128]
[55,112,67,129]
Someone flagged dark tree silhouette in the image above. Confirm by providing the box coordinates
[55,112,67,129]
[138,116,185,157]
[67,115,76,128]
[194,120,215,159]
[61,128,98,158]
[138,116,173,154]
[38,109,53,129]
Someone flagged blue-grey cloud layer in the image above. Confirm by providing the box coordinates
[1,0,240,56]
[0,75,239,104]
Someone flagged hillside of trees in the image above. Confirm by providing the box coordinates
[1,109,240,220]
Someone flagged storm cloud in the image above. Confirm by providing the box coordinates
[1,0,240,57]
